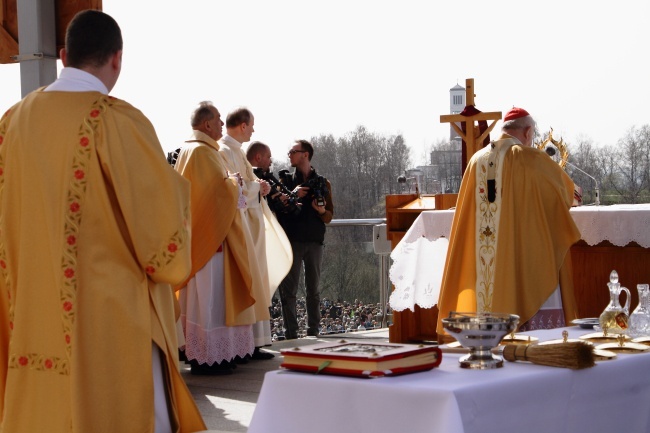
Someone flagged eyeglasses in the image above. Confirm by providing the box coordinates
[287,150,307,156]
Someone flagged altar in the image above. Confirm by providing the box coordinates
[389,204,650,339]
[248,327,650,433]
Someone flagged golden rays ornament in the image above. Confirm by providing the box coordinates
[536,128,569,169]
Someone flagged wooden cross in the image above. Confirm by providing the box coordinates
[439,78,502,173]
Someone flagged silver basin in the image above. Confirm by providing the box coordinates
[442,312,520,369]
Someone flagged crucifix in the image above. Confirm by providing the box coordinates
[439,78,502,175]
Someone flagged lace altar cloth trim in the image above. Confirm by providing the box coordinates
[389,237,449,312]
[570,204,650,248]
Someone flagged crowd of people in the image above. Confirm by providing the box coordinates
[269,297,388,341]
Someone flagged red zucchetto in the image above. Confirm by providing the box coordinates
[503,107,530,121]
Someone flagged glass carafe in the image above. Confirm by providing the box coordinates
[598,270,630,336]
[628,284,650,338]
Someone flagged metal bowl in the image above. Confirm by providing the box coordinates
[442,312,520,369]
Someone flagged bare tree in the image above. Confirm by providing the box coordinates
[603,126,650,203]
[566,136,602,205]
[380,134,411,196]
[311,125,410,220]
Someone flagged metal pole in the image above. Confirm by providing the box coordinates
[379,254,391,328]
[16,0,57,97]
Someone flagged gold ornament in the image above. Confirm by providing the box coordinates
[536,128,569,169]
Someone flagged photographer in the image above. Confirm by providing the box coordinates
[247,141,300,216]
[276,140,334,339]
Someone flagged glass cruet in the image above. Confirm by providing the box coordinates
[598,270,631,336]
[627,284,650,338]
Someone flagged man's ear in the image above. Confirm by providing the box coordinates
[111,50,123,71]
[524,126,533,143]
[60,48,67,66]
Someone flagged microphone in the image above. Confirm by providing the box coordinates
[545,147,600,206]
[397,173,421,198]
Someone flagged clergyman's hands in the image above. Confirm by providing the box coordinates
[228,171,243,187]
[258,180,271,197]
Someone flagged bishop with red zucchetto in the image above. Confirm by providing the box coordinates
[436,107,581,340]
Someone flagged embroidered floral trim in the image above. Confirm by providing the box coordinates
[9,353,69,376]
[0,99,111,376]
[476,151,498,313]
[144,205,190,275]
[59,97,109,362]
[0,108,10,122]
[0,107,14,328]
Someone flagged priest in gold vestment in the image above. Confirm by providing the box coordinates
[0,10,205,433]
[437,107,581,339]
[174,102,256,375]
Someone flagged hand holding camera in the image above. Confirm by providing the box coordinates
[254,168,302,215]
[312,198,327,215]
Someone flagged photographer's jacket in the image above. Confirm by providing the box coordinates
[277,167,333,243]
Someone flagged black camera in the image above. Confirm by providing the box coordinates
[279,169,329,207]
[254,168,302,215]
[302,175,329,207]
[167,147,180,167]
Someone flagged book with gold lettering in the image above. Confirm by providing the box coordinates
[280,340,442,378]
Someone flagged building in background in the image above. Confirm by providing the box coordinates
[448,83,465,142]
[400,83,464,195]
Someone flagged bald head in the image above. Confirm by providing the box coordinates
[247,141,272,171]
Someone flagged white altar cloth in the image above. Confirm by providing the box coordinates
[398,204,650,249]
[248,327,650,433]
[389,204,650,312]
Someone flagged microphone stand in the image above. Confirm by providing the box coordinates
[397,175,421,199]
[564,160,600,206]
[545,146,599,206]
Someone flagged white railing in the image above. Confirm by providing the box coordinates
[325,218,391,329]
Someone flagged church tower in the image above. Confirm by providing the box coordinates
[449,83,465,142]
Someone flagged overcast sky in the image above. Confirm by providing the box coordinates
[1,0,648,166]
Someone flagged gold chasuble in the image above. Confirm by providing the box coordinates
[0,91,205,432]
[436,134,581,338]
[174,131,255,326]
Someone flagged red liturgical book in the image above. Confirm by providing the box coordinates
[280,340,442,378]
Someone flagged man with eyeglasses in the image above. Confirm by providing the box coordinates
[276,140,334,339]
